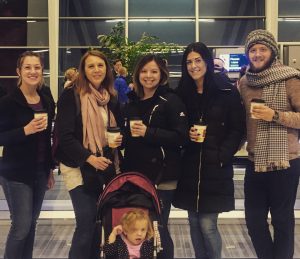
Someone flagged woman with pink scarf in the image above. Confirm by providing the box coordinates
[55,50,123,259]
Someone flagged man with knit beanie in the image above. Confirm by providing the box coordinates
[239,29,300,259]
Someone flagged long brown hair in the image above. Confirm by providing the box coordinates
[16,51,44,88]
[75,50,116,96]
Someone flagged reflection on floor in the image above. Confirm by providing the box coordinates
[1,218,300,259]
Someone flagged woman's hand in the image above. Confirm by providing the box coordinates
[131,121,147,137]
[47,170,55,189]
[189,126,199,142]
[86,155,112,170]
[24,117,47,136]
[114,134,123,148]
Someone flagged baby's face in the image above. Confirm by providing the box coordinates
[125,219,148,246]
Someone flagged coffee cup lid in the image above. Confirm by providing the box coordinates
[251,98,265,103]
[107,126,120,133]
[35,110,47,113]
[130,116,141,120]
[194,123,207,126]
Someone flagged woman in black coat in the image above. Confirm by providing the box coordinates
[0,51,55,259]
[122,54,189,259]
[173,42,245,259]
[55,50,123,259]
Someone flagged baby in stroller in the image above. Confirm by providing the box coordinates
[104,209,154,258]
[97,172,172,259]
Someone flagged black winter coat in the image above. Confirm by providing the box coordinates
[55,87,122,168]
[122,85,189,184]
[0,87,55,184]
[173,75,246,213]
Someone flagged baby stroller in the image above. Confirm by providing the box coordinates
[96,172,170,259]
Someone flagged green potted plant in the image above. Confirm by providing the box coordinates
[97,22,180,80]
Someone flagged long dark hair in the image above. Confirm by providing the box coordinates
[177,42,216,123]
[132,54,169,99]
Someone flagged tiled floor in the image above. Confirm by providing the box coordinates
[0,218,257,259]
[1,218,300,259]
[1,172,300,258]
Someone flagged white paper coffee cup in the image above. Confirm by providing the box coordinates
[34,112,48,128]
[130,118,142,137]
[250,98,265,119]
[193,124,207,143]
[107,127,120,148]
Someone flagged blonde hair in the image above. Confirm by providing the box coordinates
[118,66,127,77]
[64,67,78,81]
[16,51,44,89]
[120,209,154,240]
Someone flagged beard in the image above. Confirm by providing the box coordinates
[249,54,275,73]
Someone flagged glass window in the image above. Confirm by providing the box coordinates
[59,20,120,46]
[199,0,265,16]
[0,78,17,95]
[27,0,48,17]
[128,20,195,46]
[199,19,265,46]
[60,0,125,17]
[0,20,48,46]
[0,49,49,76]
[278,20,300,42]
[59,48,88,76]
[0,0,48,17]
[27,21,49,46]
[129,0,195,16]
[279,0,300,16]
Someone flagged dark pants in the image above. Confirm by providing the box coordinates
[157,189,175,225]
[244,158,300,259]
[157,189,175,259]
[68,185,99,259]
[1,170,48,259]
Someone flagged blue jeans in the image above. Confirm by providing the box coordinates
[245,158,300,259]
[68,185,99,259]
[188,211,222,259]
[1,170,48,259]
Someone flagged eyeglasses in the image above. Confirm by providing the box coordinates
[186,57,203,67]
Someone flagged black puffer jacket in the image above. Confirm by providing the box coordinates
[173,75,246,213]
[122,86,189,184]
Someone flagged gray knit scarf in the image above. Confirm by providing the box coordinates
[246,60,300,172]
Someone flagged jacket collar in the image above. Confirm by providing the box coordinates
[10,86,51,111]
[127,84,172,102]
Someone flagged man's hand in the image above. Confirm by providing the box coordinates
[251,105,275,122]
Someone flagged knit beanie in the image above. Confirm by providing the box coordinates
[245,29,279,57]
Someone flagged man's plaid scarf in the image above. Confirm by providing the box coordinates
[246,60,300,172]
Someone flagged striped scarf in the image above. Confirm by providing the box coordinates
[246,60,300,172]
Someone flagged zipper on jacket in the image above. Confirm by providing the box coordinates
[149,104,159,125]
[160,146,165,160]
[196,145,203,212]
[148,103,166,162]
